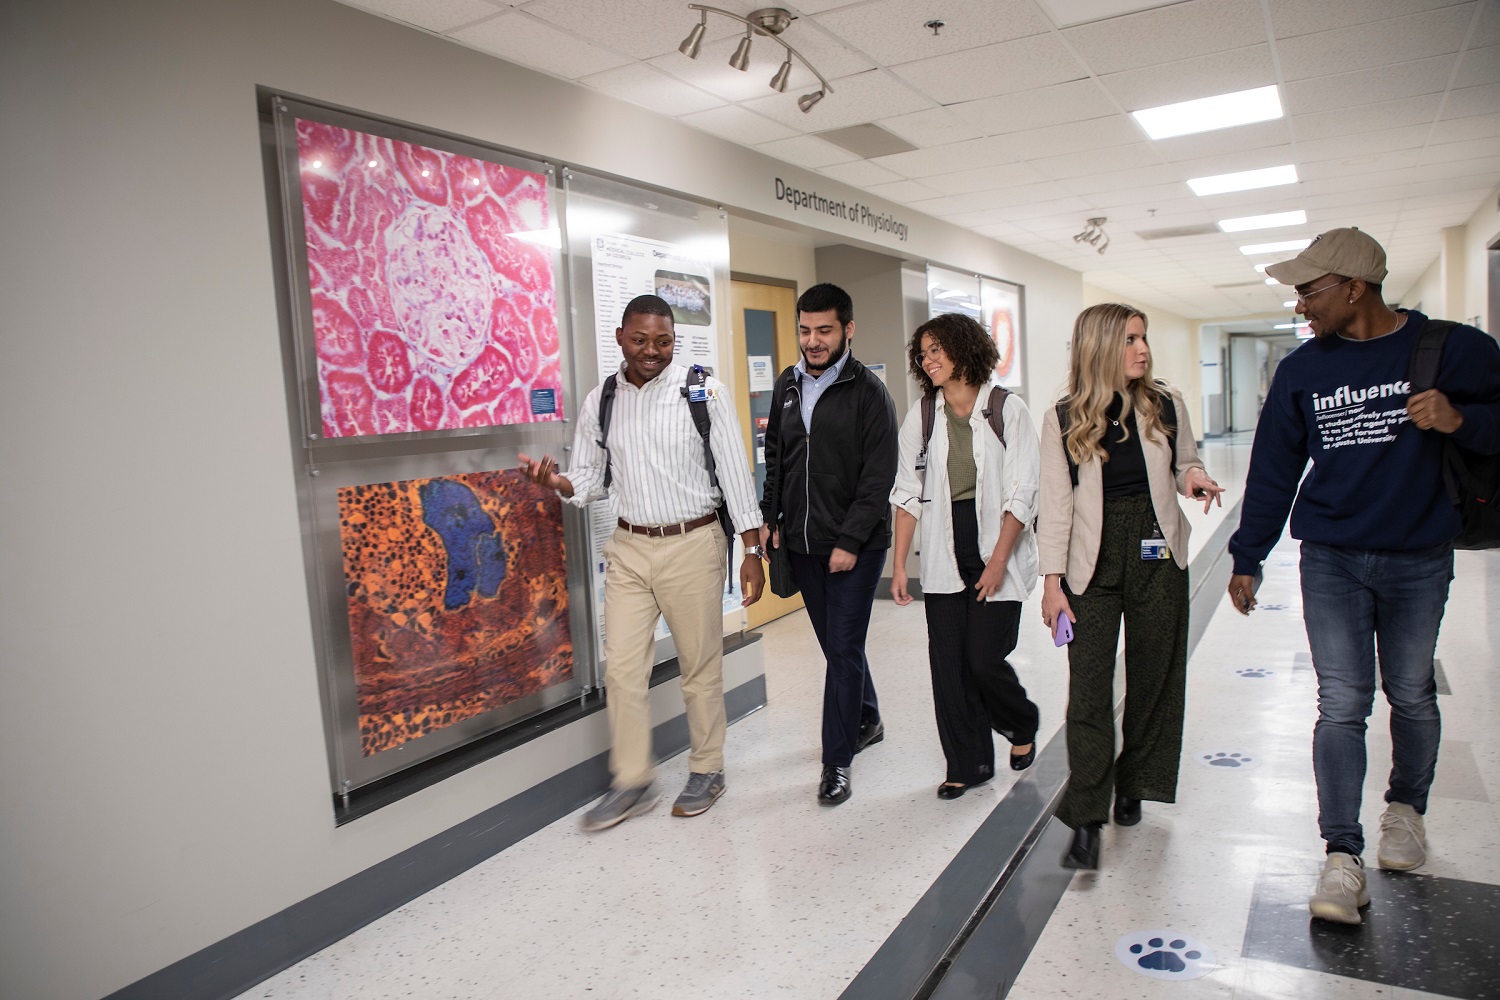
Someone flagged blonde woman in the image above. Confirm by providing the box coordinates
[1039,303,1223,870]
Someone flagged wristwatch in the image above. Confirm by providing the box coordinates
[744,544,765,558]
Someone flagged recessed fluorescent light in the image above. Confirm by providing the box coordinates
[1241,239,1312,256]
[1254,262,1271,272]
[1132,85,1282,140]
[1265,277,1279,284]
[1219,210,1306,233]
[1188,164,1299,197]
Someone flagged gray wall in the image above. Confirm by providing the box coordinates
[0,1,1081,997]
[813,245,914,414]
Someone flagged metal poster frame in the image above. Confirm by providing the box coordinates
[271,95,594,797]
[925,263,1028,399]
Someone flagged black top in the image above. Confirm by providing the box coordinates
[1101,394,1150,498]
[760,356,899,555]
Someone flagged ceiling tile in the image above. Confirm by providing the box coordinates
[890,34,1088,104]
[949,79,1118,136]
[452,10,634,78]
[1296,125,1431,160]
[679,106,799,145]
[1151,120,1293,162]
[1293,94,1443,141]
[755,134,861,169]
[1059,163,1187,195]
[870,135,1019,178]
[1417,135,1500,163]
[743,70,931,132]
[1454,44,1500,88]
[1265,0,1468,39]
[817,159,906,186]
[1001,115,1143,159]
[578,62,725,115]
[518,0,731,59]
[862,179,946,203]
[345,0,505,33]
[1283,55,1456,114]
[648,36,824,102]
[811,0,1053,64]
[875,108,987,148]
[1024,142,1164,179]
[1277,6,1474,80]
[1472,0,1500,47]
[906,195,980,217]
[1085,182,1200,209]
[1299,149,1424,180]
[1061,0,1267,76]
[1428,114,1500,142]
[921,162,1052,196]
[1441,82,1500,119]
[1097,44,1276,112]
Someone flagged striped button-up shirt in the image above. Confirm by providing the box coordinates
[563,363,763,534]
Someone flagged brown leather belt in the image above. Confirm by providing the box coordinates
[617,513,718,538]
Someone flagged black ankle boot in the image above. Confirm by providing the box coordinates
[1063,822,1102,870]
[1113,796,1142,826]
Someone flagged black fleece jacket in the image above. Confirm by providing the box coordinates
[760,356,898,555]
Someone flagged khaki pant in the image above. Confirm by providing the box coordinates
[602,525,728,789]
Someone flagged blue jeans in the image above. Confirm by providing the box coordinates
[1300,540,1452,855]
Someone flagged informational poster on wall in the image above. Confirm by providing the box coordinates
[584,230,737,662]
[981,280,1024,390]
[591,232,720,383]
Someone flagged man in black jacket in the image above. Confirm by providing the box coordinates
[760,283,899,805]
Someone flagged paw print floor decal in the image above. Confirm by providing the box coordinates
[1114,930,1214,980]
[1196,750,1260,770]
[1236,668,1274,678]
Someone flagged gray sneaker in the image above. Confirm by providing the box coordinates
[672,771,726,817]
[1377,802,1427,870]
[1308,852,1370,924]
[580,783,658,832]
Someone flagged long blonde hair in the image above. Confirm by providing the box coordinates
[1060,302,1172,465]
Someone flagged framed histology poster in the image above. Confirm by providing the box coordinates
[981,278,1024,390]
[282,108,565,439]
[336,468,573,756]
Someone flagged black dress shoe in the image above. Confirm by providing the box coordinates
[818,765,852,805]
[936,775,990,800]
[855,720,885,753]
[1009,745,1036,771]
[1113,796,1142,826]
[1062,822,1102,870]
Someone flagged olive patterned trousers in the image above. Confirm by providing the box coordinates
[1056,494,1189,829]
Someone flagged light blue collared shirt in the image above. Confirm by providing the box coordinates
[794,350,851,429]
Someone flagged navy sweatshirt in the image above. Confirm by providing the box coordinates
[1229,311,1500,575]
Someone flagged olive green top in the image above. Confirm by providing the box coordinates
[945,404,977,502]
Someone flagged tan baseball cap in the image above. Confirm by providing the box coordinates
[1264,227,1388,286]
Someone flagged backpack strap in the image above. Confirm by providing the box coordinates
[981,386,1009,446]
[1056,401,1080,488]
[917,387,1010,491]
[917,394,936,475]
[1409,318,1457,394]
[1056,391,1178,488]
[598,374,618,489]
[680,365,735,539]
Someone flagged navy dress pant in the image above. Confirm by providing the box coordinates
[789,546,885,767]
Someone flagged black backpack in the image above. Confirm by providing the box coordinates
[597,364,734,539]
[915,385,1010,484]
[1408,319,1500,550]
[1055,387,1178,488]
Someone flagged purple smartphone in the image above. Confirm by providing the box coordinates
[1053,615,1073,646]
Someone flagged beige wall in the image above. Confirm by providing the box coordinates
[1464,183,1500,332]
[0,1,1081,997]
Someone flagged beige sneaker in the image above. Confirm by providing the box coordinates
[1308,852,1370,924]
[1377,802,1427,870]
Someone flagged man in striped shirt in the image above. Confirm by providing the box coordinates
[520,294,765,831]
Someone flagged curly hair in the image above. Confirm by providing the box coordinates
[907,313,999,397]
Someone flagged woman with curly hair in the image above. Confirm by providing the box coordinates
[890,313,1041,798]
[1039,302,1224,869]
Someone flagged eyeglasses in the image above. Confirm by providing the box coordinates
[1294,278,1352,304]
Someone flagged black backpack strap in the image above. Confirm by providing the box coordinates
[1157,382,1178,481]
[598,374,618,489]
[982,386,1009,446]
[681,365,734,539]
[1056,401,1080,488]
[1409,318,1457,393]
[917,394,936,478]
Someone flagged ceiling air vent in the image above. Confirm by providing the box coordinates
[1135,224,1221,240]
[815,124,918,158]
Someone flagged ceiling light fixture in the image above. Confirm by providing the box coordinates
[1188,164,1299,197]
[1132,85,1283,140]
[678,5,833,112]
[1218,209,1307,233]
[1073,216,1110,254]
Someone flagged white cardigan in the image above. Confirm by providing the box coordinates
[889,383,1040,601]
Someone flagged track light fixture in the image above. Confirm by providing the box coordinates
[676,5,834,112]
[1073,216,1111,255]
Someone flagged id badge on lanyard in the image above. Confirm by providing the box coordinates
[1141,517,1171,561]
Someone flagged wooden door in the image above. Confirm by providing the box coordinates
[730,278,804,629]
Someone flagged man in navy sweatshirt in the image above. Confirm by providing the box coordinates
[1227,227,1500,926]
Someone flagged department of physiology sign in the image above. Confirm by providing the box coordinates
[774,178,909,243]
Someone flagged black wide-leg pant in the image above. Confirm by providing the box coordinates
[1056,493,1189,828]
[922,499,1040,785]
